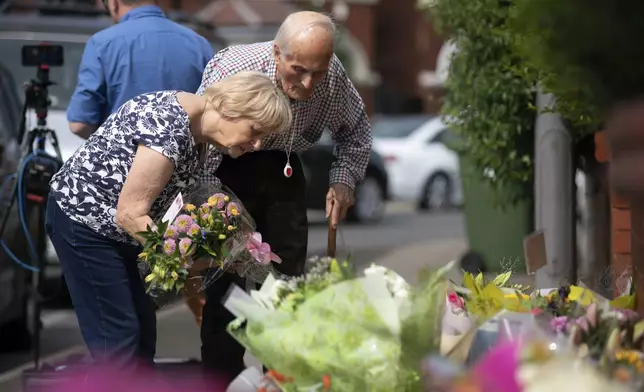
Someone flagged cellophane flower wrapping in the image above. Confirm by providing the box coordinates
[225,258,455,391]
[137,184,274,305]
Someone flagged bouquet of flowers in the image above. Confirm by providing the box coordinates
[137,184,280,301]
[224,257,455,391]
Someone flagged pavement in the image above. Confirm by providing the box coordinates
[0,202,468,391]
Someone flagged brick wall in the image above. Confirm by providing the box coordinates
[596,131,632,293]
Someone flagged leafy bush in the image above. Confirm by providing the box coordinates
[425,0,537,206]
[512,0,644,115]
[422,0,608,206]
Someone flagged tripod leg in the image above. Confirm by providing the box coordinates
[0,175,19,239]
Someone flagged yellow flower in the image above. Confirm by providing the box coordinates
[218,234,226,240]
[224,196,230,202]
[227,225,234,231]
[171,271,179,280]
[144,273,156,283]
[184,203,196,212]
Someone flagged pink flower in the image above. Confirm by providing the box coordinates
[163,239,176,255]
[246,232,282,265]
[174,215,193,232]
[207,193,227,209]
[550,316,568,333]
[163,225,179,239]
[187,223,201,237]
[447,291,465,310]
[179,238,193,255]
[226,202,241,217]
[182,256,194,269]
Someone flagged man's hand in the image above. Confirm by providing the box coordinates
[325,183,355,228]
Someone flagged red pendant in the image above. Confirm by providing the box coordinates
[283,163,293,178]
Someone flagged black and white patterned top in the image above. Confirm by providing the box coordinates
[50,91,202,245]
[196,41,372,190]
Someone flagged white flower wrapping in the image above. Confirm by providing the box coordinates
[363,264,411,301]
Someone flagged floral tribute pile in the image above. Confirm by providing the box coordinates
[432,266,642,392]
[224,257,454,391]
[218,255,642,392]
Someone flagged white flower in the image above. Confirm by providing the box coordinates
[364,264,388,277]
[363,264,410,299]
[269,279,289,305]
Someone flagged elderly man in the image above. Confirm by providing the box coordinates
[196,11,372,379]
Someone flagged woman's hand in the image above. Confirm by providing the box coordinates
[115,145,175,243]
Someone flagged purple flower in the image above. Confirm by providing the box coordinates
[163,225,179,239]
[201,213,209,221]
[207,193,227,209]
[182,256,194,269]
[550,316,569,334]
[178,238,193,255]
[174,215,193,232]
[163,239,176,255]
[187,223,201,237]
[575,316,590,333]
[226,202,241,217]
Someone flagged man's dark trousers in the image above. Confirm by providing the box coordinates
[200,151,308,379]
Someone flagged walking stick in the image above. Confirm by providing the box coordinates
[327,219,337,258]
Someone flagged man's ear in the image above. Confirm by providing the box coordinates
[273,43,281,62]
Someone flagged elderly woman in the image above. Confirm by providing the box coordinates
[45,71,291,368]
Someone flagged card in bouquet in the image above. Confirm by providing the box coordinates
[523,230,547,275]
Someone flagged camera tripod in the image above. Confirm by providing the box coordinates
[0,64,63,368]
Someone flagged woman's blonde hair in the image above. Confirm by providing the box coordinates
[203,71,292,135]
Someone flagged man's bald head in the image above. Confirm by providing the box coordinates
[273,12,336,101]
[275,11,336,56]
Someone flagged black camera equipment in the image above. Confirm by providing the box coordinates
[0,43,64,369]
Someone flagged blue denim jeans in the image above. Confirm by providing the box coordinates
[45,194,156,367]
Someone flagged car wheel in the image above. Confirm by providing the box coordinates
[347,176,385,223]
[419,172,452,210]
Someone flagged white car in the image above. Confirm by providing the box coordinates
[371,116,463,210]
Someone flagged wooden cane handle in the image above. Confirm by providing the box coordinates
[327,219,337,258]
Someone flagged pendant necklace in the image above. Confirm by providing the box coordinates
[283,126,295,178]
[283,108,296,177]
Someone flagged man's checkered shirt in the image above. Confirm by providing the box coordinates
[195,41,372,189]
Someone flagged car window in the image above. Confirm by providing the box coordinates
[0,37,85,110]
[428,128,461,149]
[371,116,432,138]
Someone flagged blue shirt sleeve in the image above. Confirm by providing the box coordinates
[67,36,107,125]
[200,39,215,70]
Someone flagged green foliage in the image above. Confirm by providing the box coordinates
[512,0,644,115]
[510,0,603,136]
[426,0,537,206]
[422,0,614,205]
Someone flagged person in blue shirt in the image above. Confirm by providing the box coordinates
[67,0,214,139]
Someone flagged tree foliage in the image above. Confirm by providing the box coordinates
[424,0,536,206]
[421,0,611,205]
[511,0,644,117]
